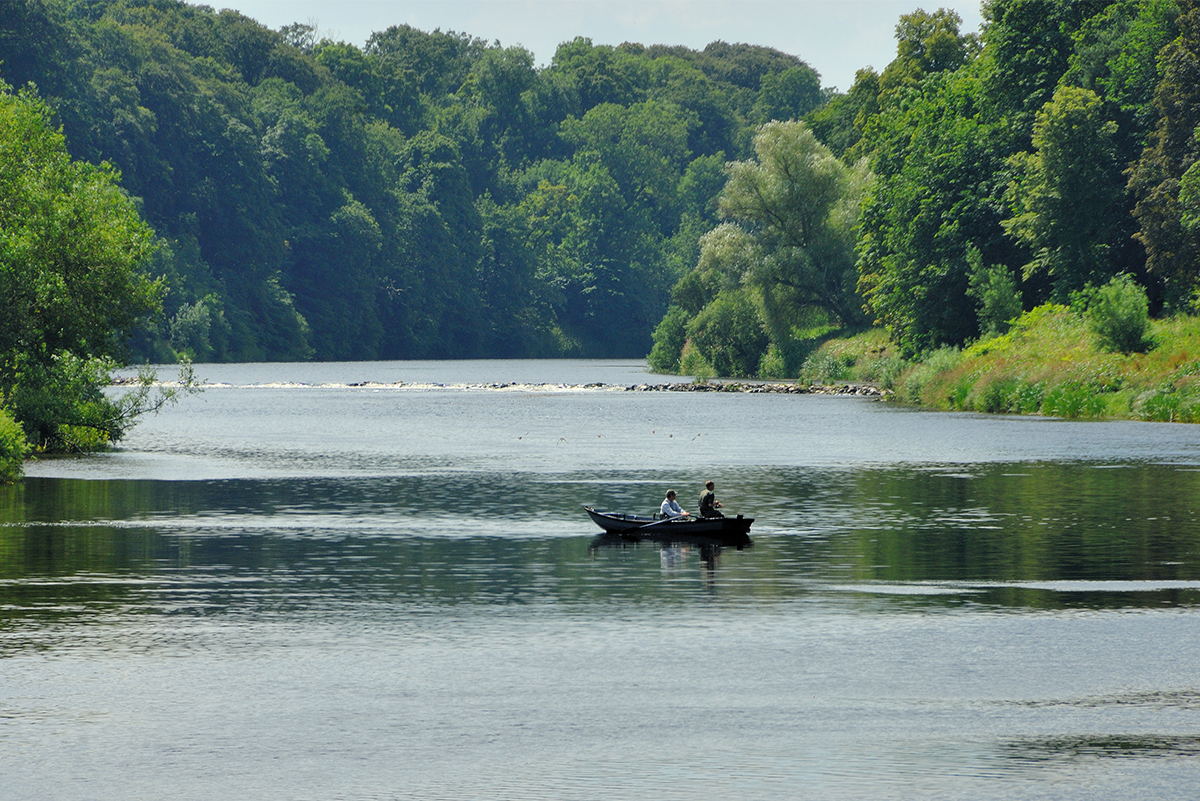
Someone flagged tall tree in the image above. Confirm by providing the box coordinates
[1004,85,1137,297]
[1129,0,1200,306]
[720,120,870,328]
[0,84,164,448]
[856,69,1020,354]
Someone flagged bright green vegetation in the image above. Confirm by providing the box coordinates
[0,408,29,483]
[6,0,1200,438]
[796,328,907,388]
[654,1,1200,393]
[809,280,1200,422]
[0,84,196,482]
[896,298,1200,422]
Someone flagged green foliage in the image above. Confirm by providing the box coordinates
[883,302,1200,421]
[804,69,880,158]
[2,2,833,364]
[678,340,715,380]
[1003,85,1133,296]
[1064,0,1180,137]
[1086,274,1152,353]
[1128,0,1200,307]
[896,346,963,404]
[648,120,871,377]
[797,328,904,387]
[0,405,29,483]
[966,246,1023,336]
[0,80,204,458]
[799,350,852,385]
[0,84,162,364]
[856,68,1018,355]
[1182,156,1200,231]
[879,8,978,96]
[647,306,691,373]
[980,0,1102,127]
[8,0,1194,386]
[721,121,870,329]
[1133,380,1200,421]
[7,353,119,451]
[1042,382,1110,417]
[757,344,788,379]
[751,67,822,123]
[684,289,769,378]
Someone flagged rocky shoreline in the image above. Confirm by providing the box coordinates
[622,381,889,396]
[110,375,888,396]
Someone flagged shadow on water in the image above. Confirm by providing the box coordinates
[1000,735,1200,763]
[588,534,738,580]
[3,459,1200,631]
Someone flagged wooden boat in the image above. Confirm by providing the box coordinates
[584,505,753,545]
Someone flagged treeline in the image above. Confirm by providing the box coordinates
[654,0,1200,377]
[7,0,1200,386]
[0,0,827,362]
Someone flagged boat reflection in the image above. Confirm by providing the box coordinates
[588,533,741,577]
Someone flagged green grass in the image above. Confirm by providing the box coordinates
[880,305,1200,421]
[798,328,905,387]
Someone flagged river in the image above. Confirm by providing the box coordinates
[3,359,1200,799]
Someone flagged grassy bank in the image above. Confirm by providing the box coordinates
[799,306,1200,422]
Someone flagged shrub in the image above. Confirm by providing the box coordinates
[648,306,691,373]
[1133,384,1200,423]
[1087,275,1150,353]
[757,344,787,379]
[896,346,961,404]
[966,247,1023,336]
[8,353,123,451]
[685,289,769,378]
[0,406,30,483]
[974,377,1021,414]
[679,340,715,380]
[1011,382,1046,414]
[799,350,851,385]
[857,351,906,389]
[1042,382,1108,418]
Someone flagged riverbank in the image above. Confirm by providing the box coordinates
[626,381,886,395]
[800,306,1200,422]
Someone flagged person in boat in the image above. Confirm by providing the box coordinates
[699,480,724,518]
[660,490,690,519]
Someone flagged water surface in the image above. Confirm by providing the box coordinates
[4,360,1200,799]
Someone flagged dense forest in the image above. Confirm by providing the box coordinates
[5,0,1200,476]
[657,0,1200,377]
[0,0,827,364]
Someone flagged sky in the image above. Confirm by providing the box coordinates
[218,1,985,92]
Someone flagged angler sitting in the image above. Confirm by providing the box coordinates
[660,490,690,518]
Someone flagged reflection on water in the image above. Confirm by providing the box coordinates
[6,365,1200,799]
[1001,735,1200,762]
[5,460,1200,607]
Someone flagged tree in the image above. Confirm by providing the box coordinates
[560,100,693,233]
[966,246,1023,335]
[805,68,881,158]
[1003,85,1136,297]
[752,67,823,123]
[879,8,978,96]
[0,85,161,367]
[1129,0,1200,306]
[720,121,870,328]
[0,84,170,452]
[856,68,1020,355]
[685,288,769,377]
[1063,0,1180,139]
[981,0,1111,129]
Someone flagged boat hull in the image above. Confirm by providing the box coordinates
[584,506,753,545]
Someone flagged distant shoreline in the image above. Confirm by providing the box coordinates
[109,375,887,395]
